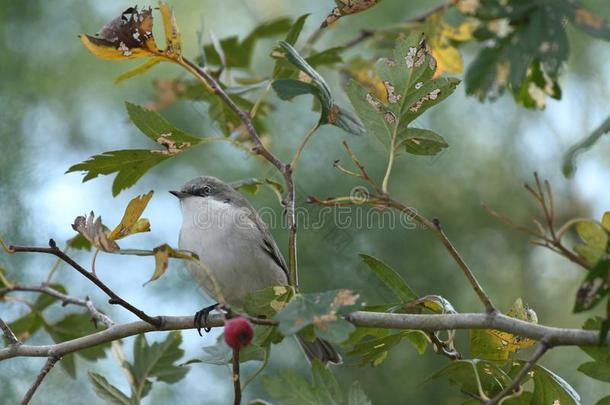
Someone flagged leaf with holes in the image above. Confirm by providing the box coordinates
[347,33,458,155]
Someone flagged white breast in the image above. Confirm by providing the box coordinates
[178,197,286,306]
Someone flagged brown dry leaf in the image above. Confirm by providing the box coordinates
[145,243,175,285]
[321,0,382,28]
[72,212,119,252]
[108,191,154,240]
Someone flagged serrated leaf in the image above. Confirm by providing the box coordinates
[272,41,364,135]
[347,33,457,154]
[531,364,581,405]
[359,254,416,303]
[274,290,362,344]
[7,285,66,342]
[88,371,131,405]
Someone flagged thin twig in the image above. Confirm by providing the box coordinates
[20,356,60,405]
[0,317,19,346]
[7,240,161,327]
[1,284,86,306]
[486,340,551,405]
[290,123,320,169]
[232,349,241,405]
[431,218,496,313]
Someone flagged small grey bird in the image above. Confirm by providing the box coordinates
[171,176,341,364]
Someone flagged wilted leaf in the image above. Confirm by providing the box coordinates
[108,191,153,240]
[144,243,175,285]
[470,298,537,361]
[88,371,131,405]
[272,41,364,135]
[71,212,119,253]
[321,0,381,28]
[347,33,458,155]
[574,259,610,312]
[359,253,416,303]
[159,3,181,58]
[274,290,362,344]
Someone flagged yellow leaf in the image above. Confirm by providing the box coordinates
[108,191,154,240]
[115,58,163,84]
[487,298,537,352]
[159,2,182,58]
[431,44,463,78]
[145,243,174,285]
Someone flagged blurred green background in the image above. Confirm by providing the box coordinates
[1,0,610,403]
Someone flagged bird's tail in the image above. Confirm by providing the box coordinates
[297,335,342,365]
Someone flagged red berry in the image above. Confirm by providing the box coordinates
[224,317,254,350]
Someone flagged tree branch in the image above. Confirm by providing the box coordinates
[7,240,161,327]
[0,317,19,346]
[232,349,241,405]
[20,356,60,405]
[1,312,606,362]
[486,340,551,405]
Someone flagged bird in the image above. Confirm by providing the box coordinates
[170,176,341,364]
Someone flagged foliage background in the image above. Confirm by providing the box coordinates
[1,0,610,403]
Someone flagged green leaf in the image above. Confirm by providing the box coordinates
[577,361,610,383]
[359,254,417,303]
[397,128,448,156]
[204,18,292,68]
[45,312,110,361]
[284,14,310,46]
[348,330,428,367]
[574,259,610,312]
[114,57,163,84]
[573,220,609,265]
[67,103,218,196]
[597,396,610,405]
[347,33,457,154]
[531,364,581,405]
[67,233,92,251]
[272,41,364,135]
[274,290,362,344]
[563,116,610,177]
[88,371,131,405]
[199,336,266,365]
[128,331,188,398]
[431,359,512,398]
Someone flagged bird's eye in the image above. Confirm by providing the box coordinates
[201,185,212,195]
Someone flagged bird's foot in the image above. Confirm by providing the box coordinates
[194,303,219,336]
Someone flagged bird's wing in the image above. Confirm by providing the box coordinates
[248,210,289,283]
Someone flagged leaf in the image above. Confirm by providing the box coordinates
[243,285,295,319]
[71,212,119,252]
[203,18,292,68]
[272,41,365,135]
[359,254,416,303]
[129,332,188,397]
[230,178,284,202]
[347,33,458,155]
[573,220,608,265]
[159,3,181,58]
[284,14,310,46]
[108,191,153,240]
[274,290,362,344]
[397,128,448,156]
[430,359,512,398]
[563,116,610,177]
[79,7,159,61]
[603,212,610,233]
[199,334,266,365]
[577,361,610,383]
[321,0,382,28]
[67,233,92,251]
[574,259,610,312]
[144,243,174,285]
[531,364,581,405]
[348,330,428,367]
[470,298,537,361]
[67,103,216,196]
[598,396,610,405]
[115,57,163,84]
[88,371,131,405]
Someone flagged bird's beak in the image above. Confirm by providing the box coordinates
[169,190,188,199]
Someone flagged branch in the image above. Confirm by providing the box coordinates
[7,240,161,327]
[1,312,607,362]
[486,340,551,405]
[232,349,241,405]
[21,356,59,405]
[0,317,19,345]
[181,57,300,289]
